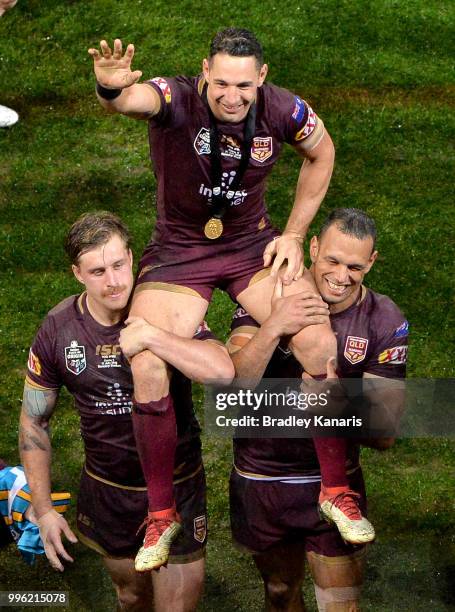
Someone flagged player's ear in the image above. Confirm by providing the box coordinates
[258,63,268,86]
[202,58,210,80]
[128,249,133,266]
[309,236,319,263]
[72,264,84,285]
[365,250,378,272]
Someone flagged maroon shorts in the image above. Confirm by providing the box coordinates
[135,228,279,302]
[229,467,367,557]
[77,465,207,562]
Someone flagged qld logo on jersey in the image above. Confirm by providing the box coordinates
[193,515,207,543]
[251,137,273,163]
[194,127,211,155]
[344,336,368,364]
[65,340,86,375]
[378,346,408,365]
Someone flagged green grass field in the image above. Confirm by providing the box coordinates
[0,1,454,610]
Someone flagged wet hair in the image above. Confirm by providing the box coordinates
[319,208,377,249]
[209,27,264,68]
[65,211,131,265]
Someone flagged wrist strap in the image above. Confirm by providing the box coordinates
[96,82,122,100]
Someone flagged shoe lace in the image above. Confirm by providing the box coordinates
[331,491,362,520]
[137,516,173,547]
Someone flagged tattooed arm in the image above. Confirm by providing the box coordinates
[19,381,77,571]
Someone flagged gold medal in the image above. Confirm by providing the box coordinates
[204,217,223,239]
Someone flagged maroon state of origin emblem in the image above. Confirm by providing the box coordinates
[344,336,368,364]
[251,137,273,163]
[193,515,207,543]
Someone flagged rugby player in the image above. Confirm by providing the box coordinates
[19,212,234,611]
[228,208,408,611]
[88,27,347,571]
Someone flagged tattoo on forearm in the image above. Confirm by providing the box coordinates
[19,426,49,451]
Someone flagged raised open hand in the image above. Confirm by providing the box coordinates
[88,38,143,90]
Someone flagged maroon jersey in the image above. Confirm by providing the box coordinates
[26,293,214,487]
[230,288,408,479]
[146,76,319,246]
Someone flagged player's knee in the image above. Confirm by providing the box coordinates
[265,578,300,609]
[314,584,361,612]
[116,584,152,611]
[131,349,168,385]
[290,324,337,375]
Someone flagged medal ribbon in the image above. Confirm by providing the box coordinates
[207,100,256,221]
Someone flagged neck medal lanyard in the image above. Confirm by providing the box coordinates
[204,102,256,239]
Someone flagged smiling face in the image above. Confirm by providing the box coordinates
[310,224,378,314]
[72,234,133,325]
[202,53,267,123]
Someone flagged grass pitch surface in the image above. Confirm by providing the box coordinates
[0,1,453,610]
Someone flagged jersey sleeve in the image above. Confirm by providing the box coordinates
[268,85,325,151]
[146,76,186,126]
[26,315,62,390]
[363,318,409,379]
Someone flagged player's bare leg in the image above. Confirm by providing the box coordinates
[253,541,307,611]
[103,556,153,611]
[151,558,205,612]
[130,288,209,401]
[238,270,375,545]
[128,289,208,572]
[306,549,365,612]
[237,268,336,375]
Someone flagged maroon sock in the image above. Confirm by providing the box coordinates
[132,395,176,511]
[310,372,348,488]
[313,437,349,488]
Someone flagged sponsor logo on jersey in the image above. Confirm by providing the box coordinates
[65,340,86,375]
[199,170,248,207]
[96,344,122,369]
[251,137,273,163]
[96,344,121,357]
[193,515,207,543]
[194,127,211,155]
[95,382,133,415]
[221,134,242,159]
[27,349,42,376]
[151,77,171,103]
[378,346,408,365]
[344,336,368,364]
[292,96,306,123]
[393,321,409,338]
[295,105,316,141]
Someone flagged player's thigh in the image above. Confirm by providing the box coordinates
[306,549,365,612]
[254,541,306,591]
[130,288,209,337]
[237,268,318,324]
[103,556,153,609]
[152,558,205,612]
